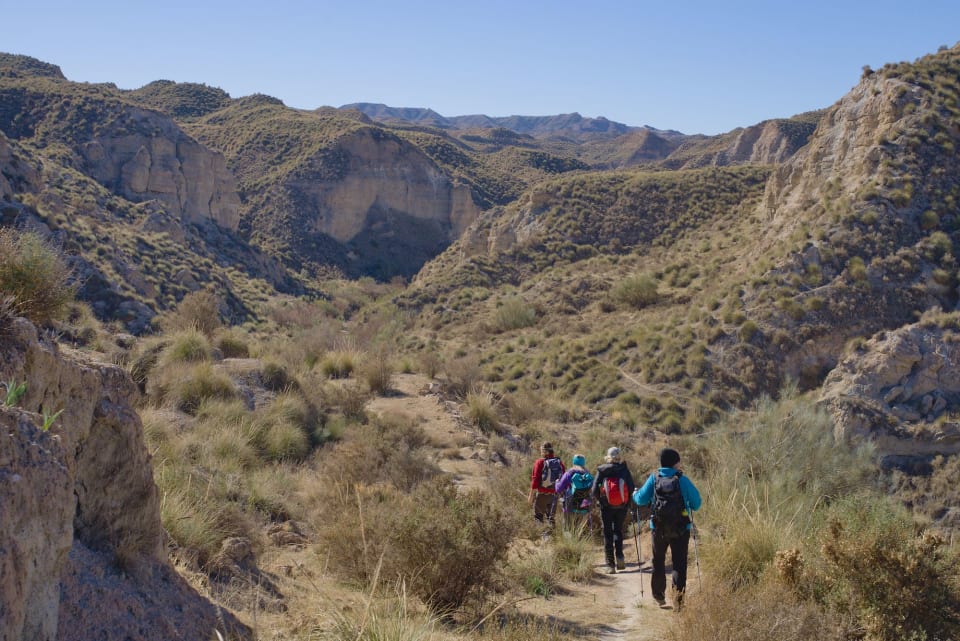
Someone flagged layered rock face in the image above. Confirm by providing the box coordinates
[763,74,909,223]
[820,319,960,470]
[81,107,241,230]
[0,318,248,641]
[300,128,481,243]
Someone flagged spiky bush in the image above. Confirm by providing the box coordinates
[612,273,659,309]
[158,289,222,337]
[0,228,74,324]
[148,362,237,414]
[494,296,538,331]
[465,391,500,433]
[161,328,213,365]
[815,497,960,641]
[387,477,517,614]
[362,349,395,395]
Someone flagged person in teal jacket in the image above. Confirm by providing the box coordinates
[632,448,701,610]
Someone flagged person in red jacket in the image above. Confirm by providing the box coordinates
[528,441,565,528]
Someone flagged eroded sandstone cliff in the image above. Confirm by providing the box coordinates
[0,317,249,641]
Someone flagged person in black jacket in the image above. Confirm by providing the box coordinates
[591,446,636,574]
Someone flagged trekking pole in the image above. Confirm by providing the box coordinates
[689,515,702,592]
[633,508,644,597]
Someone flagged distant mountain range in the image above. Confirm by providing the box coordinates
[340,102,685,140]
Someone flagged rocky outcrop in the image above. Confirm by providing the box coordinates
[665,117,819,169]
[81,107,241,230]
[301,128,481,243]
[0,317,249,641]
[763,75,912,225]
[819,317,960,470]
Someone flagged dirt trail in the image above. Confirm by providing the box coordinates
[368,373,680,641]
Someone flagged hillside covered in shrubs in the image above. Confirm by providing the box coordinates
[1,43,960,641]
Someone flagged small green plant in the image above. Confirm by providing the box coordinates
[41,407,64,431]
[3,379,27,406]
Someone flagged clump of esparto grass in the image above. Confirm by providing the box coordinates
[319,350,359,379]
[161,328,213,365]
[495,296,538,331]
[611,273,659,309]
[158,289,222,338]
[0,228,74,325]
[214,329,250,358]
[361,349,394,395]
[261,360,295,391]
[465,391,500,433]
[250,391,317,461]
[148,361,237,414]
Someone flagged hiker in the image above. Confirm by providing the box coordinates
[554,454,594,532]
[633,447,702,610]
[529,442,565,527]
[591,447,635,573]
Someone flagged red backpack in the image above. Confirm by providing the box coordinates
[602,477,628,507]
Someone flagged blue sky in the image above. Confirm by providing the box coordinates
[4,1,960,135]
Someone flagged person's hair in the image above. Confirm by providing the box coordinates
[540,441,554,455]
[605,446,621,463]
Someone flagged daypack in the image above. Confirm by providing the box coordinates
[566,471,594,512]
[652,472,688,538]
[540,457,563,489]
[602,476,628,507]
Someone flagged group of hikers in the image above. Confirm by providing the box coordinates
[528,442,702,609]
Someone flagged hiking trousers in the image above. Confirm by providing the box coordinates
[651,528,690,600]
[600,506,628,565]
[533,491,557,524]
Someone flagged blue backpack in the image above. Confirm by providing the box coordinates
[566,470,594,513]
[540,457,563,488]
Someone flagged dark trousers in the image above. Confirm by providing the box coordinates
[651,528,690,599]
[600,506,628,564]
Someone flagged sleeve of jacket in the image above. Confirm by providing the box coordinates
[633,473,656,506]
[680,476,702,511]
[590,467,603,500]
[555,470,573,496]
[624,466,636,496]
[531,459,543,490]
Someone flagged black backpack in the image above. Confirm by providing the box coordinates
[541,457,562,489]
[652,472,688,538]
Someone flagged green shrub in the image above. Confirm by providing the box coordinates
[0,228,74,324]
[739,319,759,341]
[465,391,500,433]
[815,497,960,641]
[612,273,659,309]
[388,478,517,614]
[320,350,357,379]
[362,349,395,395]
[162,329,213,364]
[150,362,237,414]
[494,296,538,331]
[159,289,222,337]
[214,330,250,358]
[847,256,868,282]
[261,360,294,391]
[251,392,316,461]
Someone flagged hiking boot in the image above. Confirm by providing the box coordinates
[616,557,626,571]
[653,595,666,607]
[672,591,684,612]
[606,565,617,574]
